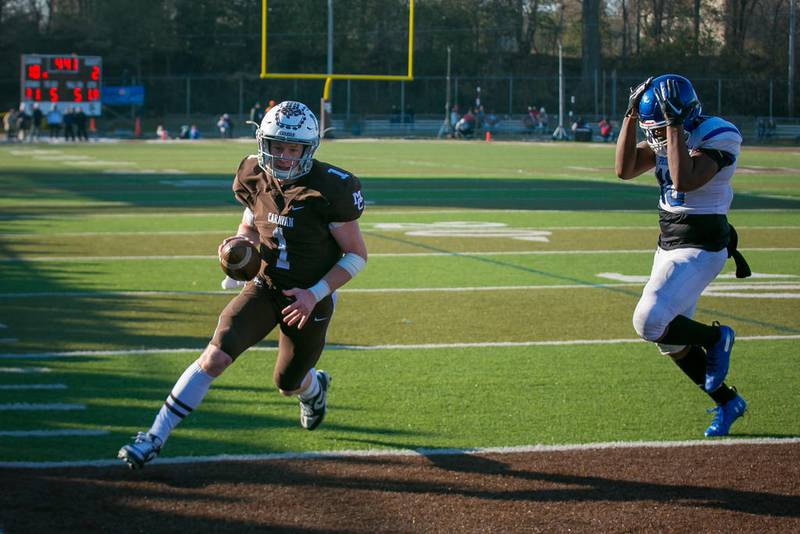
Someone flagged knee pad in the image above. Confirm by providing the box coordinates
[632,300,671,343]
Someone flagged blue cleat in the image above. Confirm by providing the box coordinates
[705,324,734,392]
[704,394,747,437]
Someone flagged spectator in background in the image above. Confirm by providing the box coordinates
[4,108,19,143]
[17,103,31,142]
[156,124,168,141]
[46,105,63,139]
[483,108,499,135]
[599,117,614,142]
[63,108,76,141]
[31,103,43,142]
[449,104,460,137]
[475,105,485,135]
[189,124,200,139]
[538,107,549,132]
[454,108,476,139]
[75,108,88,141]
[522,105,537,133]
[249,102,264,134]
[217,113,233,138]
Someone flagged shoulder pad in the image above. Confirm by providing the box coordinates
[688,116,741,156]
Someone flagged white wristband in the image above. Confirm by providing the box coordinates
[308,279,331,303]
[336,252,366,278]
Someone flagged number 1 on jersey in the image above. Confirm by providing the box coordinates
[272,227,290,269]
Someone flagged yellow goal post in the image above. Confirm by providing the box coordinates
[260,0,415,83]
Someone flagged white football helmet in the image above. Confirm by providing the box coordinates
[255,101,320,180]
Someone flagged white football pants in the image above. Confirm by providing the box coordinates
[633,246,727,354]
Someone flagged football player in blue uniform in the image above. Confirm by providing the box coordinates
[119,101,368,468]
[615,74,751,437]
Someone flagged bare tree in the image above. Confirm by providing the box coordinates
[725,0,762,53]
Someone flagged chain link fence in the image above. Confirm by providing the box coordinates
[2,74,798,143]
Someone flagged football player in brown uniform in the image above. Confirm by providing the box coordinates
[119,101,367,469]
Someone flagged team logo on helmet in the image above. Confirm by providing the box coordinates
[276,102,306,130]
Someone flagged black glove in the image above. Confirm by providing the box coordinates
[655,78,698,127]
[625,76,653,118]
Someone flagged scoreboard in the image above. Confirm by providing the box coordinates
[20,54,102,116]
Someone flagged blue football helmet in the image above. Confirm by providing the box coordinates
[638,74,701,153]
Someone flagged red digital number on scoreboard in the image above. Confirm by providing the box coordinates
[26,64,41,80]
[53,57,79,71]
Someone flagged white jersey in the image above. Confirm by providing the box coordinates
[654,116,742,215]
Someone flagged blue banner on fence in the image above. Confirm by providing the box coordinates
[102,85,145,105]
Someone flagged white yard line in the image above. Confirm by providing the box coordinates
[0,384,66,390]
[3,279,799,299]
[2,226,798,238]
[2,247,798,262]
[2,334,798,359]
[0,403,85,410]
[0,429,108,438]
[0,367,51,373]
[0,283,643,299]
[0,436,797,469]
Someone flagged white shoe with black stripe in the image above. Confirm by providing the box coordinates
[299,370,330,431]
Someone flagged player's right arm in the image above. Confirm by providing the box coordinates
[615,115,655,180]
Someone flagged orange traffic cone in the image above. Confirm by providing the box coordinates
[134,116,142,138]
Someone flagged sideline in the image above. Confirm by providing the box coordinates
[1,437,798,469]
[2,334,799,359]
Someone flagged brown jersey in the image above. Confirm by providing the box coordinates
[232,155,365,290]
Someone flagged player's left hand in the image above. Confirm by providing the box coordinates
[281,288,316,329]
[655,78,698,127]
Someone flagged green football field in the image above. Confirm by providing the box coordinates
[0,138,798,465]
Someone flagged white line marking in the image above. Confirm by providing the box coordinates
[0,429,108,438]
[2,247,798,263]
[0,384,67,390]
[0,230,228,238]
[0,367,51,373]
[0,403,85,411]
[0,283,643,299]
[598,272,799,283]
[702,291,800,299]
[2,280,799,300]
[2,335,798,359]
[1,437,797,469]
[2,226,798,238]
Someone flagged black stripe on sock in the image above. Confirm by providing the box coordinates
[169,393,193,413]
[164,401,187,418]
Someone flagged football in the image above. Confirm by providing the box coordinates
[219,238,261,281]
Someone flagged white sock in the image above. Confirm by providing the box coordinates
[298,369,319,401]
[149,361,214,443]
